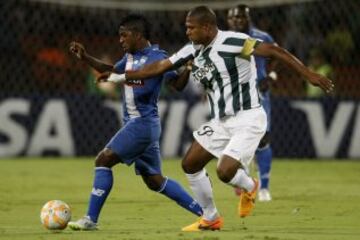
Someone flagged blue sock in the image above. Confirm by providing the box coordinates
[159,178,203,216]
[87,167,113,223]
[256,146,272,189]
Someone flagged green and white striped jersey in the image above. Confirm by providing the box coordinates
[169,30,262,119]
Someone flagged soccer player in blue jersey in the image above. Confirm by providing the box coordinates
[67,14,202,230]
[228,4,276,202]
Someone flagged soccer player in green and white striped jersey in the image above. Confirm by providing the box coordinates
[169,32,262,119]
[98,6,334,231]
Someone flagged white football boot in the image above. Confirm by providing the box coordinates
[68,216,98,231]
[258,189,272,202]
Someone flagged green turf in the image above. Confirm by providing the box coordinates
[0,158,359,240]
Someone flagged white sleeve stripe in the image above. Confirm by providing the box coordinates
[169,44,195,66]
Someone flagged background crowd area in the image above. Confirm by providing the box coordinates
[1,0,359,99]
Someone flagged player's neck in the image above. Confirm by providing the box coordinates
[203,28,218,48]
[136,39,151,51]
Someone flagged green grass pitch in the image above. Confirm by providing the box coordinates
[0,158,359,240]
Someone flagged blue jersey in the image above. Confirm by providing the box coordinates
[107,45,176,175]
[249,27,274,83]
[114,45,176,121]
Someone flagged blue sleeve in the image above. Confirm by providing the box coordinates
[264,33,274,44]
[114,54,127,73]
[148,49,168,63]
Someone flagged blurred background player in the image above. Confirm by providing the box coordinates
[227,4,276,201]
[67,14,202,230]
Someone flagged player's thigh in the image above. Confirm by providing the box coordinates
[192,120,230,158]
[183,120,228,174]
[134,141,162,176]
[95,148,123,168]
[223,108,267,168]
[106,118,160,165]
[182,140,215,174]
[140,174,165,191]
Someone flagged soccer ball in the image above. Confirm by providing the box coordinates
[40,200,71,230]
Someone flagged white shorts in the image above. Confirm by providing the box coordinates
[193,107,267,168]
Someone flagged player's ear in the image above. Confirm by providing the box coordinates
[134,31,143,40]
[203,23,212,31]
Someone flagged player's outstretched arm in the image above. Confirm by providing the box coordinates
[253,43,334,93]
[96,58,174,84]
[69,41,113,73]
[126,59,174,80]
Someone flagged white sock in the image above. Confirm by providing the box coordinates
[186,169,219,221]
[229,168,255,192]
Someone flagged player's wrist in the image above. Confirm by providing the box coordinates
[107,73,126,83]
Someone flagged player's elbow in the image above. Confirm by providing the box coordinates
[264,44,280,58]
[270,44,291,60]
[255,43,281,59]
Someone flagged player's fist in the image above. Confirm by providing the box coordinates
[69,41,86,60]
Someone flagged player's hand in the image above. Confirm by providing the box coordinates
[307,72,334,93]
[185,60,193,71]
[96,71,111,83]
[69,41,86,60]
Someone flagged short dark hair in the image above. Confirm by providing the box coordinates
[119,14,151,39]
[232,4,250,15]
[188,6,217,26]
[235,4,250,13]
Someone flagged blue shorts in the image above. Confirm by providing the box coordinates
[260,91,271,132]
[106,117,162,176]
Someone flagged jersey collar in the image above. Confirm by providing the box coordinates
[202,30,221,52]
[135,44,159,55]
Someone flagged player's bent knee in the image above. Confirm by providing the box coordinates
[217,155,241,183]
[145,182,161,191]
[182,158,201,174]
[216,167,233,183]
[216,167,230,183]
[95,148,121,168]
[181,159,192,174]
[142,175,165,191]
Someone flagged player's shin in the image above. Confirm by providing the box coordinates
[158,177,203,216]
[185,169,219,221]
[87,167,113,223]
